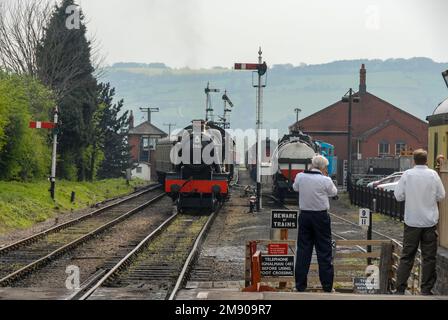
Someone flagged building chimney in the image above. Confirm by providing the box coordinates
[129,110,134,129]
[359,64,367,95]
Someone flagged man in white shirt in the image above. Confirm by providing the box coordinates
[292,155,338,292]
[394,149,445,295]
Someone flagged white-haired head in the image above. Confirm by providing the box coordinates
[312,155,329,171]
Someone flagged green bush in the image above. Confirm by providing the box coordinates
[0,72,54,181]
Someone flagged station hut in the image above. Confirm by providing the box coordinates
[128,111,167,181]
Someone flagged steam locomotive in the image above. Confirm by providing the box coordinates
[154,120,236,212]
[272,130,319,201]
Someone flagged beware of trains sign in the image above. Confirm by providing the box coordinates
[271,210,298,229]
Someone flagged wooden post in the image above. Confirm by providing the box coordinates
[278,229,288,289]
[379,242,393,294]
[245,242,251,287]
[243,250,276,292]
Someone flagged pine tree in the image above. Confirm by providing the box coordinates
[96,83,131,179]
[36,0,98,180]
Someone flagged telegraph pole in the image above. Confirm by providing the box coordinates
[164,123,176,137]
[342,88,360,190]
[294,108,301,123]
[140,107,159,123]
[348,89,353,188]
[50,106,59,200]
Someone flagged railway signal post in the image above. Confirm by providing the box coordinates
[50,107,59,200]
[29,106,59,200]
[204,82,220,122]
[234,48,268,211]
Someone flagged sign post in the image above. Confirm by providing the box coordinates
[29,107,59,200]
[271,209,298,288]
[359,207,373,265]
[234,48,268,212]
[359,208,370,227]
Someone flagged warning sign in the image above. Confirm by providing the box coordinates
[271,210,298,229]
[268,243,288,255]
[261,255,295,277]
[353,277,379,294]
[359,208,370,226]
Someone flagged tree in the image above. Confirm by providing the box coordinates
[96,83,131,179]
[36,0,98,180]
[0,71,54,181]
[0,0,51,76]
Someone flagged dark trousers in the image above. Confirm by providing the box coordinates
[295,210,334,292]
[396,224,438,293]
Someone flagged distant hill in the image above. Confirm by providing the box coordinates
[102,57,448,136]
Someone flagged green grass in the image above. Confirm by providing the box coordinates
[0,178,147,233]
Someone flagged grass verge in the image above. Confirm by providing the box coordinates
[0,178,147,233]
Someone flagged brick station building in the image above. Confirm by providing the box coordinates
[128,111,167,181]
[290,64,428,165]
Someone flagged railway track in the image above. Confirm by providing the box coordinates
[0,185,165,287]
[77,209,218,300]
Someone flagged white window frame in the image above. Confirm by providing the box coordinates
[378,142,390,156]
[395,142,406,156]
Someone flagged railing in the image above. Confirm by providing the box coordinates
[349,185,405,221]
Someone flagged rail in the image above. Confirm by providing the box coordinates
[0,184,162,254]
[78,209,218,300]
[0,190,165,286]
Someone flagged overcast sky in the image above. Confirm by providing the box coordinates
[76,0,447,68]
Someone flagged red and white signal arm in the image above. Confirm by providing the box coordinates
[234,62,267,76]
[29,121,56,129]
[234,63,259,70]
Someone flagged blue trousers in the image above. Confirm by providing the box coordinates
[295,210,334,292]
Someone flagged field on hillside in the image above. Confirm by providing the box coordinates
[104,58,448,135]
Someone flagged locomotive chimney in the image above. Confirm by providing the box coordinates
[359,63,367,95]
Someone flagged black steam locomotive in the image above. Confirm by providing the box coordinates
[154,120,236,212]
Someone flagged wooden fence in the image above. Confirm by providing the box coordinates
[243,239,419,294]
